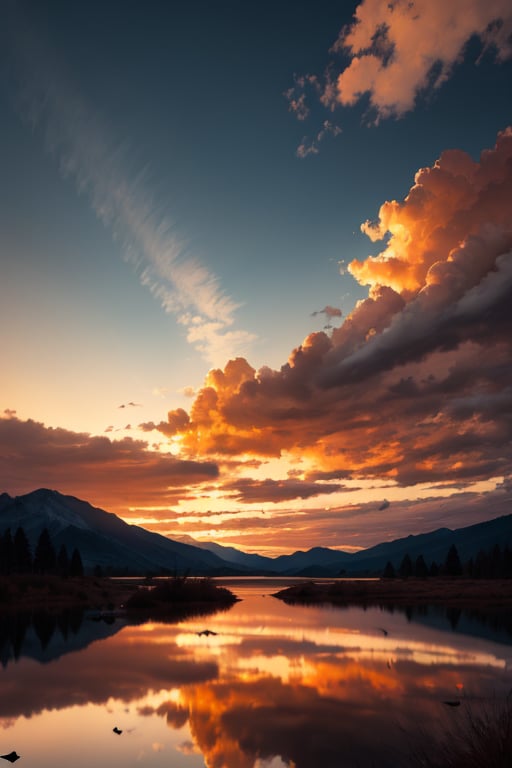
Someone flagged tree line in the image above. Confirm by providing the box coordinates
[0,526,84,577]
[382,542,512,579]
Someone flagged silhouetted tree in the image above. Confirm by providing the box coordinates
[70,548,84,577]
[473,548,489,578]
[429,561,439,577]
[504,546,512,578]
[382,561,395,578]
[398,553,413,579]
[414,554,429,578]
[444,544,463,577]
[33,528,57,574]
[14,527,32,573]
[446,606,461,630]
[491,544,502,578]
[57,544,70,577]
[33,612,56,651]
[0,529,15,575]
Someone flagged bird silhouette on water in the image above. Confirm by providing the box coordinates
[113,727,123,735]
[197,629,217,636]
[0,753,20,763]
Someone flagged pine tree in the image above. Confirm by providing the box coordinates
[57,544,70,577]
[444,544,463,577]
[503,546,512,578]
[33,528,57,574]
[14,527,32,573]
[414,554,429,578]
[398,553,413,579]
[0,529,15,575]
[491,544,502,578]
[70,548,84,577]
[474,549,488,578]
[382,561,395,578]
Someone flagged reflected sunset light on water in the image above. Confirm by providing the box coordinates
[1,579,511,768]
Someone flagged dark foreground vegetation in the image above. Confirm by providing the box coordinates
[407,693,512,768]
[274,578,512,611]
[0,573,237,620]
[0,526,236,618]
[0,525,84,578]
[124,575,238,619]
[0,573,134,614]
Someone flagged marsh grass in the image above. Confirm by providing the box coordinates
[125,575,237,618]
[0,574,136,614]
[274,579,512,612]
[407,693,512,768]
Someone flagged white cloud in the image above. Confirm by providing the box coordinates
[7,7,255,364]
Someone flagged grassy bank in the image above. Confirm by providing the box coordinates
[0,574,137,614]
[0,574,237,619]
[274,578,512,610]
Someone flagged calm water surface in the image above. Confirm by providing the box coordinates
[1,578,512,768]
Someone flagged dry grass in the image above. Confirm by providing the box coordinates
[407,694,512,768]
[0,574,137,614]
[125,576,237,618]
[274,579,512,611]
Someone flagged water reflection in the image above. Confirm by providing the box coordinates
[0,579,511,768]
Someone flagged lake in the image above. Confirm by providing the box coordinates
[1,577,512,767]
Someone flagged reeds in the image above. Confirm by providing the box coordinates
[408,693,512,768]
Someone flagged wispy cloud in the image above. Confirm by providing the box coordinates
[284,74,320,120]
[296,120,342,159]
[5,6,255,365]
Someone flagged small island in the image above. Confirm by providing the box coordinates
[124,575,238,620]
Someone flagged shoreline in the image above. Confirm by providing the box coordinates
[273,578,512,611]
[0,574,237,616]
[0,574,142,615]
[3,575,512,615]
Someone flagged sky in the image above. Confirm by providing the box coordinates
[1,0,512,556]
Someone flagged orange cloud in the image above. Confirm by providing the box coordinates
[151,128,512,490]
[0,414,218,515]
[332,0,512,119]
[175,654,486,768]
[222,477,346,503]
[350,128,512,294]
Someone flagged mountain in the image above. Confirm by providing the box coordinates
[344,514,512,575]
[1,488,511,577]
[0,489,233,575]
[191,514,512,576]
[176,535,278,572]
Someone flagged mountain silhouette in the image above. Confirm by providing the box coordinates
[1,488,511,576]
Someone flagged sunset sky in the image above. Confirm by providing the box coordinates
[2,0,512,556]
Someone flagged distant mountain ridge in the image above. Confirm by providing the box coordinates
[185,513,512,576]
[1,488,511,576]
